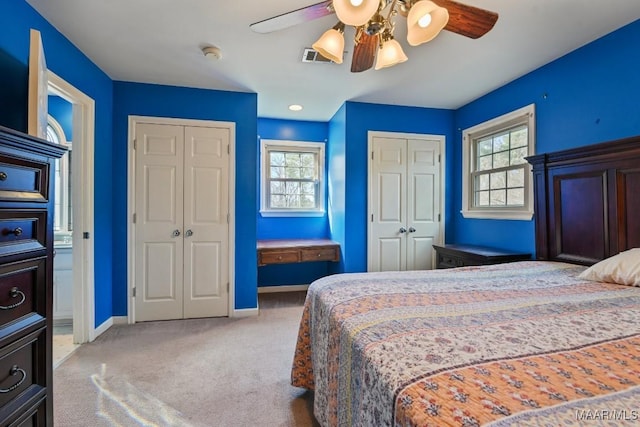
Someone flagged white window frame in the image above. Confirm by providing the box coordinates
[46,116,73,238]
[461,104,536,221]
[260,139,326,217]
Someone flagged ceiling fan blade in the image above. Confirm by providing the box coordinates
[351,32,378,73]
[250,1,335,34]
[433,0,498,39]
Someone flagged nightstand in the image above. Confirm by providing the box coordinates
[433,244,531,269]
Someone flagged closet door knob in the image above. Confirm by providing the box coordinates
[185,230,193,237]
[408,227,416,233]
[399,227,407,234]
[172,229,181,237]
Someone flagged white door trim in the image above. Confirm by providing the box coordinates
[367,131,446,271]
[47,71,95,343]
[127,115,236,323]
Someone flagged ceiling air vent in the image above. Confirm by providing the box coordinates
[302,48,334,64]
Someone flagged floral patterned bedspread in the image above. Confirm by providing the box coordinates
[291,261,640,426]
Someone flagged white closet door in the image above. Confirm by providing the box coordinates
[135,123,185,321]
[134,122,230,321]
[369,137,407,271]
[406,138,441,270]
[183,126,229,318]
[368,132,444,272]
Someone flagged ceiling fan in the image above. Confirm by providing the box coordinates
[250,0,498,72]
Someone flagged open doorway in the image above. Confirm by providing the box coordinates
[45,101,79,366]
[47,71,96,355]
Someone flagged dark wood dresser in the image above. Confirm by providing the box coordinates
[433,244,531,269]
[0,126,66,425]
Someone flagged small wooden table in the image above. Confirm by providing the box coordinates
[433,244,531,269]
[257,239,340,266]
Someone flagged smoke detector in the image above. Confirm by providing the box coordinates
[202,45,222,60]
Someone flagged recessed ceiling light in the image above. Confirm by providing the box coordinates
[288,104,303,111]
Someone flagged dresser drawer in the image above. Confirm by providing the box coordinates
[0,212,47,260]
[0,328,45,411]
[259,250,300,265]
[300,247,338,262]
[0,155,49,203]
[0,259,44,326]
[437,253,464,268]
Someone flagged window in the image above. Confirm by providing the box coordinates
[461,104,535,220]
[46,117,73,243]
[260,139,325,217]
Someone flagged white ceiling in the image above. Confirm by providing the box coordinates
[26,0,640,122]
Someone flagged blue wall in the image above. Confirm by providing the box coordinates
[327,105,347,273]
[112,82,258,311]
[453,19,640,255]
[330,102,455,272]
[0,0,114,328]
[257,118,329,240]
[3,2,639,325]
[256,118,332,286]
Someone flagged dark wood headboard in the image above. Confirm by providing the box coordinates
[527,136,640,265]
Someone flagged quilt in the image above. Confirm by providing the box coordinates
[291,261,640,426]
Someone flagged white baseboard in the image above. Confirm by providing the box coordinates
[112,316,128,325]
[232,307,259,317]
[93,317,113,339]
[92,316,127,340]
[258,284,309,293]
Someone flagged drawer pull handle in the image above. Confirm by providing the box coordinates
[0,365,27,393]
[0,172,6,181]
[0,287,26,310]
[278,256,283,260]
[1,228,22,237]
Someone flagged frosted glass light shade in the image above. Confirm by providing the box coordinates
[312,28,345,63]
[374,39,408,70]
[406,0,449,46]
[333,0,379,27]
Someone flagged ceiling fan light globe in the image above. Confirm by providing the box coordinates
[374,39,408,70]
[418,14,432,28]
[406,0,449,46]
[312,29,345,64]
[333,0,379,27]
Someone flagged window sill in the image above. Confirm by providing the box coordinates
[260,210,325,218]
[461,209,533,221]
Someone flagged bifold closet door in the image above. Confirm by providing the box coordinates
[134,122,229,321]
[182,126,229,318]
[369,134,442,272]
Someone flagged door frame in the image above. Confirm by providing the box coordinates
[127,116,236,323]
[47,71,96,343]
[367,131,446,271]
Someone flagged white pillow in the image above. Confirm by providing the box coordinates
[578,248,640,286]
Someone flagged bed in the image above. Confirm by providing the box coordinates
[291,135,640,426]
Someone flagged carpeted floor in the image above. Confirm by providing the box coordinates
[53,292,320,426]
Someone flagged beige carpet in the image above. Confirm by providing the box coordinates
[53,292,319,426]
